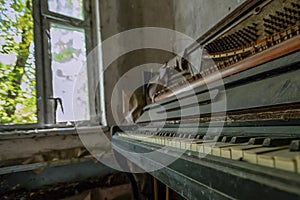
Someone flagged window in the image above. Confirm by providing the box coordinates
[48,0,84,20]
[0,0,36,124]
[50,24,89,122]
[0,0,102,128]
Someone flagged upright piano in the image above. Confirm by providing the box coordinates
[111,0,300,199]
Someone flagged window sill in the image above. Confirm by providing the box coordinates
[0,125,109,140]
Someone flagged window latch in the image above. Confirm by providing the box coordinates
[49,97,64,114]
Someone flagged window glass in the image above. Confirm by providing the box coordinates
[0,0,37,124]
[48,0,84,20]
[50,23,89,122]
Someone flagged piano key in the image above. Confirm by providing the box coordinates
[290,140,300,151]
[202,142,218,154]
[243,146,289,164]
[172,139,179,148]
[118,133,300,174]
[197,138,222,153]
[220,148,232,158]
[230,136,254,144]
[263,137,298,147]
[165,138,171,146]
[203,145,212,154]
[257,149,298,169]
[221,136,233,143]
[203,135,221,141]
[296,156,300,174]
[257,152,276,168]
[181,139,197,150]
[190,139,210,151]
[211,143,237,156]
[229,144,262,160]
[248,137,266,145]
[191,141,202,151]
[172,138,208,151]
[274,150,300,172]
[174,140,181,149]
[194,134,204,139]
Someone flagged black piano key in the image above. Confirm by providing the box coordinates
[203,135,220,141]
[248,137,266,145]
[221,136,232,143]
[187,134,193,139]
[230,136,253,144]
[165,132,171,137]
[194,134,204,139]
[290,140,300,151]
[217,136,224,142]
[263,137,298,147]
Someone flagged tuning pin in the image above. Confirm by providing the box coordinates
[208,45,217,53]
[225,35,237,49]
[232,32,245,45]
[244,29,258,39]
[284,7,288,12]
[214,39,223,52]
[274,22,282,28]
[247,25,257,32]
[221,38,231,51]
[213,42,221,52]
[238,31,252,43]
[264,23,280,32]
[275,11,283,17]
[265,29,273,35]
[291,2,300,9]
[205,47,212,53]
[209,41,218,52]
[270,14,281,21]
[224,36,235,49]
[284,7,294,14]
[229,41,237,49]
[263,18,271,23]
[206,44,213,52]
[219,37,228,49]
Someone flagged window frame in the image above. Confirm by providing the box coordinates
[0,0,104,131]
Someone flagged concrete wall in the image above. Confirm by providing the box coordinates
[173,0,247,39]
[99,0,175,125]
[98,0,247,126]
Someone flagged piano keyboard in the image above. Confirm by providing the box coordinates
[117,132,300,174]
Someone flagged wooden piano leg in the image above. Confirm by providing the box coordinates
[166,185,169,200]
[154,178,158,200]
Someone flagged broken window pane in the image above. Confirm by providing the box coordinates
[50,23,89,122]
[48,0,84,20]
[0,0,37,124]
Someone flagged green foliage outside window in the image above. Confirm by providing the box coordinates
[0,0,37,124]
